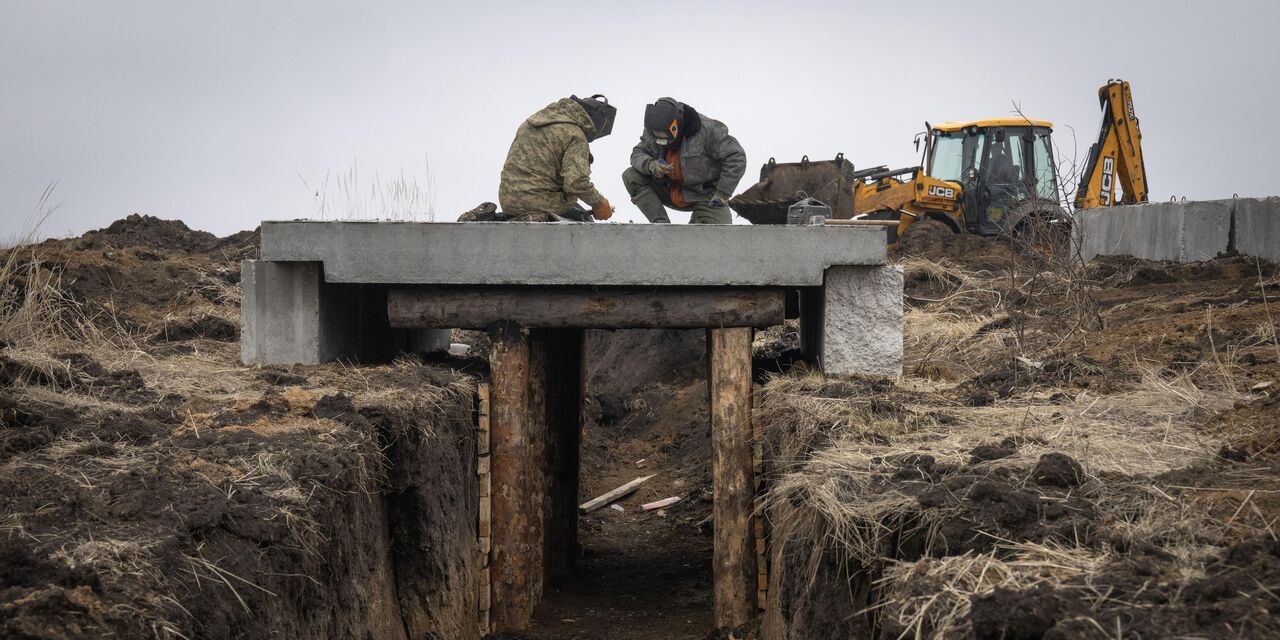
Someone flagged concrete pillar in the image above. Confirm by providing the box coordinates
[1234,197,1280,263]
[240,259,450,365]
[240,260,326,365]
[815,265,903,377]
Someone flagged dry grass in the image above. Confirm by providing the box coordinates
[1,198,476,638]
[873,541,1110,640]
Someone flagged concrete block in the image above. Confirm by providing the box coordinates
[240,260,325,365]
[1077,200,1231,263]
[240,259,449,365]
[1234,197,1280,263]
[817,265,903,377]
[259,221,887,287]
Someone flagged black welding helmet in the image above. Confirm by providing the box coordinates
[644,97,685,147]
[572,94,616,141]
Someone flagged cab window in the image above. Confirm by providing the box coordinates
[1033,132,1059,201]
[928,130,983,182]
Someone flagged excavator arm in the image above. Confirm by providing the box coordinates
[1075,80,1148,209]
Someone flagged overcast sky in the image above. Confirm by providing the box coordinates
[3,0,1278,239]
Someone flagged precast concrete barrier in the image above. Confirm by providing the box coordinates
[1076,196,1280,263]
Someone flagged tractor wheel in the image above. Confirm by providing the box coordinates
[897,218,957,257]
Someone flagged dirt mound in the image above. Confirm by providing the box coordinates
[896,221,1013,269]
[9,215,254,332]
[74,213,220,253]
[585,329,706,398]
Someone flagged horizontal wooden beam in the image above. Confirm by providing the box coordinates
[388,287,784,329]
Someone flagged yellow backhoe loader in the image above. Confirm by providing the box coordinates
[730,80,1148,246]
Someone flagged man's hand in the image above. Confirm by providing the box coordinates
[647,158,674,178]
[592,197,614,221]
[709,192,731,208]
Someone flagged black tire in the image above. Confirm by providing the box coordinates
[898,218,957,256]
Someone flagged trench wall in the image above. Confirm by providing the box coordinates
[1076,196,1280,263]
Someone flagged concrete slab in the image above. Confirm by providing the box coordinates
[1234,197,1280,263]
[1077,200,1231,263]
[816,265,903,377]
[259,221,887,287]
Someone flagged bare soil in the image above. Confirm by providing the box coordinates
[2,216,479,640]
[5,216,1279,639]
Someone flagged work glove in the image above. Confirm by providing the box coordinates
[709,192,731,208]
[647,158,674,178]
[592,197,614,221]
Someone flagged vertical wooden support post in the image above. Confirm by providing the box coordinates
[489,322,535,631]
[709,327,759,628]
[541,328,583,585]
[527,335,549,606]
[477,383,492,636]
[754,408,768,612]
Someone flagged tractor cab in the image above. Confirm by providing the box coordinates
[925,118,1063,235]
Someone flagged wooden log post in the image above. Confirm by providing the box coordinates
[488,321,537,631]
[708,327,759,628]
[388,287,784,330]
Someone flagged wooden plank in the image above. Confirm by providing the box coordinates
[477,383,491,455]
[578,475,655,513]
[388,287,784,330]
[488,321,535,631]
[822,218,899,227]
[526,336,548,606]
[640,496,681,511]
[709,327,759,628]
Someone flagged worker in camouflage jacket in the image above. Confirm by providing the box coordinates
[624,97,746,224]
[492,95,617,222]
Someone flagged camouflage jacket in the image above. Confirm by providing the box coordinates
[629,112,746,201]
[499,98,605,216]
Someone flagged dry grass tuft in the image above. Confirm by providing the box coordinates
[873,541,1110,639]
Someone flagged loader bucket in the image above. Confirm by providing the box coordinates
[729,154,858,225]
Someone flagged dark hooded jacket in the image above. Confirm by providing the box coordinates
[499,98,605,216]
[629,105,747,203]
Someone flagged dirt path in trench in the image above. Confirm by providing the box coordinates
[514,331,717,640]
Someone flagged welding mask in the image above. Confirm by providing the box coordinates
[572,94,616,142]
[644,97,684,147]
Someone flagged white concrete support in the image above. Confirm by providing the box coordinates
[812,266,903,377]
[240,259,449,365]
[1076,200,1232,263]
[1234,197,1280,263]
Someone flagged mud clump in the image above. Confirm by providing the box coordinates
[968,584,1085,640]
[150,314,238,342]
[1030,452,1085,488]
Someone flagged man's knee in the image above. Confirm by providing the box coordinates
[621,167,649,196]
[692,205,732,225]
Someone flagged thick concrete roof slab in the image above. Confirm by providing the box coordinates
[259,221,887,286]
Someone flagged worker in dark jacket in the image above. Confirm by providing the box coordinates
[623,97,746,224]
[494,94,617,221]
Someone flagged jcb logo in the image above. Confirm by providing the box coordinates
[927,185,955,199]
[1100,156,1114,206]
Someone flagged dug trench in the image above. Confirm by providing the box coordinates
[1,217,484,639]
[5,215,1280,639]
